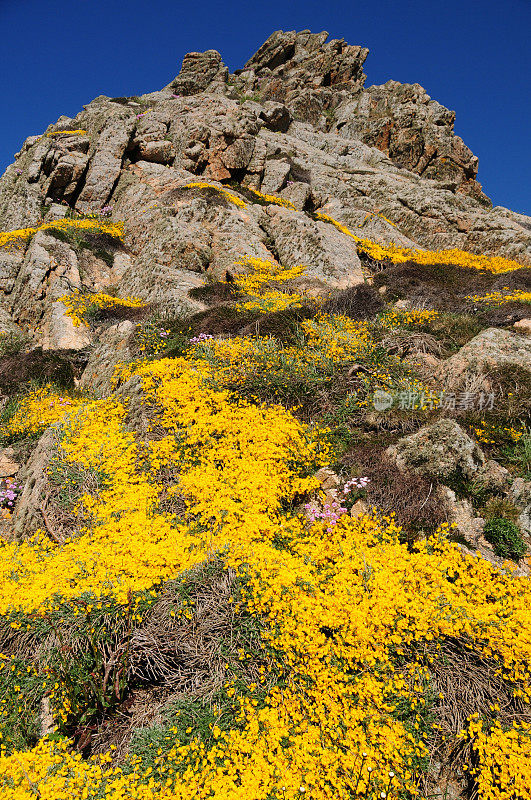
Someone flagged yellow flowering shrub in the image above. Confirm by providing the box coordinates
[247,187,296,209]
[233,256,307,312]
[185,315,372,397]
[316,212,530,274]
[45,130,88,137]
[184,182,247,208]
[466,289,531,305]
[134,320,171,354]
[472,420,525,446]
[59,290,145,327]
[0,360,327,614]
[0,217,124,251]
[462,716,531,799]
[300,313,373,359]
[2,516,531,797]
[378,308,440,329]
[0,385,83,442]
[0,311,530,798]
[188,315,440,412]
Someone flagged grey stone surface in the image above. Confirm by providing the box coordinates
[260,205,365,288]
[510,478,531,538]
[79,320,135,396]
[11,428,56,542]
[387,419,487,482]
[441,328,531,387]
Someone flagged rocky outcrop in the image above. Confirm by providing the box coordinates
[259,205,365,287]
[79,320,135,396]
[234,30,368,126]
[4,228,124,349]
[510,478,531,538]
[0,446,20,478]
[1,30,531,349]
[440,328,531,387]
[387,419,509,487]
[333,81,485,200]
[514,318,531,335]
[11,428,55,541]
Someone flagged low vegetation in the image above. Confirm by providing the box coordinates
[1,199,531,800]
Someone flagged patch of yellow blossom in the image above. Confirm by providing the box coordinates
[472,420,525,446]
[461,715,531,799]
[59,290,145,327]
[135,322,171,355]
[0,385,84,442]
[184,182,247,208]
[316,212,529,274]
[466,289,531,305]
[247,187,296,209]
[187,315,440,412]
[111,360,137,388]
[45,130,88,137]
[185,314,373,393]
[0,360,326,615]
[378,308,440,329]
[0,217,124,251]
[300,314,373,360]
[1,319,531,797]
[3,518,531,797]
[233,256,307,312]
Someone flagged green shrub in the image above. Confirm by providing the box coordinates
[483,517,527,560]
[416,311,483,351]
[503,430,531,479]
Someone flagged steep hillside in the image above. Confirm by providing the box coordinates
[0,29,530,800]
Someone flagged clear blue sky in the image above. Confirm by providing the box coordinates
[1,0,529,215]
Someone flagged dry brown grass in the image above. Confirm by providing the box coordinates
[0,560,275,759]
[0,349,85,395]
[379,330,445,357]
[372,262,496,310]
[320,283,385,320]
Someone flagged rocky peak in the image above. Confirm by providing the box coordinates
[1,28,531,354]
[228,30,368,128]
[161,29,482,198]
[239,29,368,91]
[167,49,229,96]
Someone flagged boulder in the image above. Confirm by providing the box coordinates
[0,447,20,478]
[41,301,92,351]
[514,318,531,335]
[387,419,487,482]
[510,478,531,538]
[443,487,490,550]
[440,328,531,387]
[11,428,55,541]
[167,50,228,96]
[258,102,292,133]
[333,80,485,199]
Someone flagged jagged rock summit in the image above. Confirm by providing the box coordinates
[0,29,530,351]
